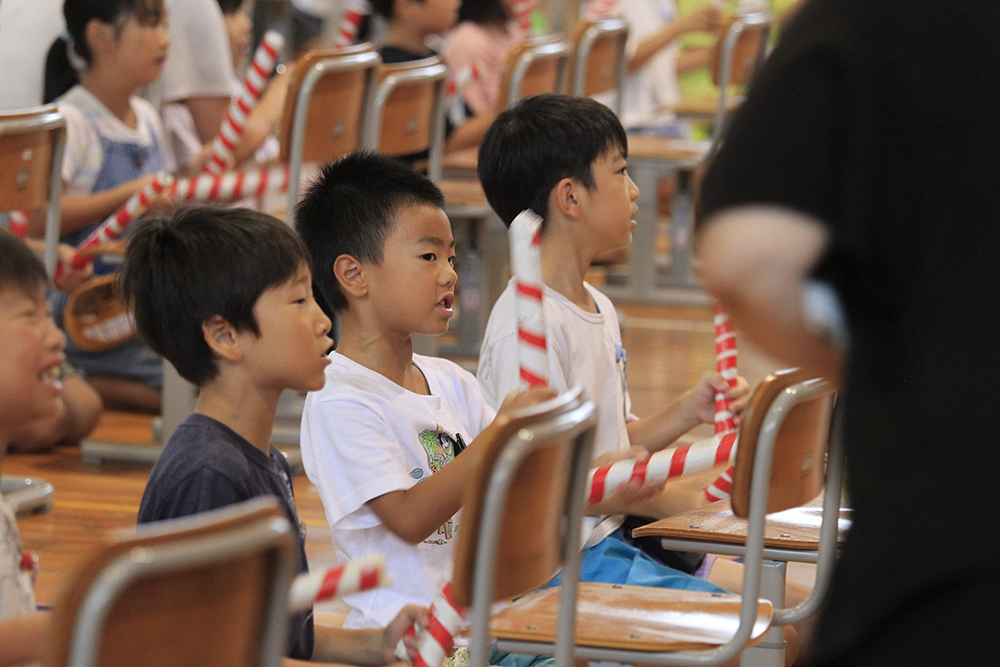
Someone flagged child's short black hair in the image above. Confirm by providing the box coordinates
[370,0,397,20]
[0,229,48,296]
[294,151,445,313]
[119,206,312,386]
[477,94,628,227]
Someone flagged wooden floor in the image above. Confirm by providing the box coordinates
[4,302,788,608]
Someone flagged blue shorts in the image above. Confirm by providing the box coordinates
[545,529,724,592]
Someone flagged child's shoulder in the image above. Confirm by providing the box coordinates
[152,414,263,483]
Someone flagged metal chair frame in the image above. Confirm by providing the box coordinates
[569,17,629,116]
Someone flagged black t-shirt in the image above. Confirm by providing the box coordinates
[138,414,314,660]
[702,0,1000,661]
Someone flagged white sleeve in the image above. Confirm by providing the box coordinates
[477,327,521,410]
[57,102,100,194]
[301,397,418,528]
[157,0,234,103]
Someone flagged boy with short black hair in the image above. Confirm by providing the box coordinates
[295,151,551,631]
[121,206,424,665]
[0,228,63,665]
[477,94,750,592]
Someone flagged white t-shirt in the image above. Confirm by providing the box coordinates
[590,0,682,129]
[153,0,234,106]
[58,86,174,197]
[0,0,64,109]
[478,279,636,548]
[301,352,495,628]
[0,499,35,622]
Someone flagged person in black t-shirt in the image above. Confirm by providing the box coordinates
[697,1,1000,665]
[121,206,427,665]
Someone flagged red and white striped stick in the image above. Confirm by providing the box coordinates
[446,63,481,126]
[204,31,284,174]
[511,0,535,34]
[288,554,388,612]
[406,583,465,667]
[334,0,370,48]
[584,303,740,505]
[7,210,29,238]
[704,303,738,501]
[67,172,174,271]
[509,210,547,389]
[168,165,289,203]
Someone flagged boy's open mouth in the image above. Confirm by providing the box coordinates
[39,360,63,391]
[437,293,455,311]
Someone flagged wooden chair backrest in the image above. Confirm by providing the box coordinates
[497,34,571,110]
[567,18,628,100]
[731,369,836,518]
[365,57,447,161]
[710,13,771,88]
[0,105,64,211]
[277,43,379,164]
[451,389,596,608]
[46,497,297,667]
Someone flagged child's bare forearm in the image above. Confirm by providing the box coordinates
[310,626,384,666]
[625,398,701,453]
[0,612,47,667]
[60,177,149,234]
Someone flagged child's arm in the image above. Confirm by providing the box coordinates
[307,605,428,665]
[366,388,556,545]
[0,612,48,667]
[628,5,721,73]
[625,371,750,453]
[60,174,160,235]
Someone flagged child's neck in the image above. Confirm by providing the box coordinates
[384,22,432,56]
[81,70,138,128]
[336,315,430,394]
[540,226,599,313]
[194,373,280,455]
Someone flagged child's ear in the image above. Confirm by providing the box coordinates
[333,254,368,299]
[551,177,581,219]
[202,316,242,362]
[85,18,116,55]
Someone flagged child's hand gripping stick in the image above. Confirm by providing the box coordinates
[204,31,284,174]
[396,582,465,667]
[509,210,548,389]
[55,172,174,287]
[288,554,389,612]
[168,165,290,203]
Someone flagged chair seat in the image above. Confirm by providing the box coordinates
[438,178,490,210]
[491,582,772,652]
[632,496,851,551]
[441,147,480,174]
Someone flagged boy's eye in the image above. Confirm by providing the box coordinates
[449,256,456,268]
[421,253,437,262]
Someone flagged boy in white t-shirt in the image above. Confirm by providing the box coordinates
[295,152,552,630]
[477,95,757,595]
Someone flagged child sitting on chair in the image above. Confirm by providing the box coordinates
[121,206,425,664]
[0,229,64,666]
[477,93,755,589]
[294,152,552,633]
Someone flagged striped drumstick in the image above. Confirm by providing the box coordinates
[511,0,536,33]
[169,165,290,203]
[705,303,738,502]
[405,583,464,667]
[288,554,388,612]
[205,31,284,174]
[8,210,29,238]
[509,210,547,389]
[334,0,371,48]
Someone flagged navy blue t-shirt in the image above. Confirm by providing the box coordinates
[138,414,314,660]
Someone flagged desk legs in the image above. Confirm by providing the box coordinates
[741,560,787,667]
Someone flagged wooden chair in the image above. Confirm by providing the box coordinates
[497,34,572,111]
[474,369,842,667]
[567,17,629,116]
[46,497,298,667]
[278,43,381,217]
[632,369,845,667]
[0,105,66,276]
[454,386,773,667]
